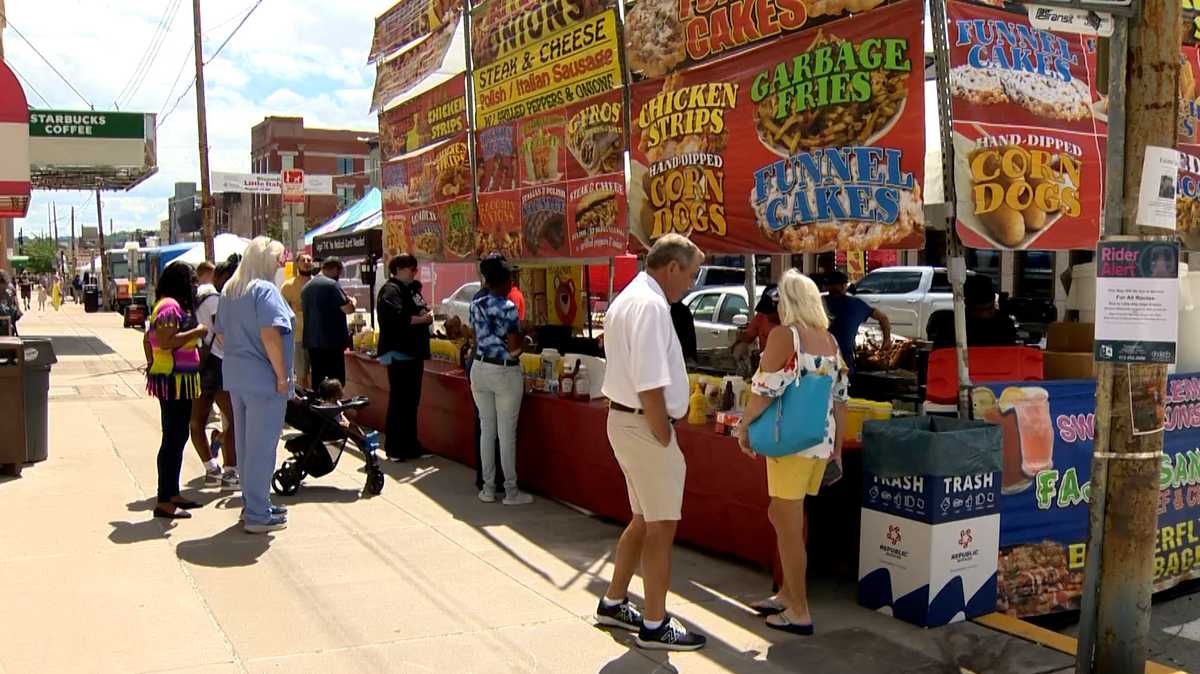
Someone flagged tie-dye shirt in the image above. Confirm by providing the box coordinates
[469,293,519,362]
[146,298,202,400]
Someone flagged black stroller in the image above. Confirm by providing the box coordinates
[274,389,385,496]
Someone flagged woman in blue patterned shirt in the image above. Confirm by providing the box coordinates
[468,260,533,505]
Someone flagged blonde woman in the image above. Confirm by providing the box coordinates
[215,237,294,534]
[735,269,849,636]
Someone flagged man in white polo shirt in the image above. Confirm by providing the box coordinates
[594,234,707,651]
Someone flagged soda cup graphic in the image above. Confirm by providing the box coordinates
[999,387,1054,493]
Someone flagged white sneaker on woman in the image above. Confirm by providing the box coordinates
[503,490,533,506]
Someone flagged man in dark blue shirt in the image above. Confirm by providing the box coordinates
[301,257,355,386]
[823,271,890,375]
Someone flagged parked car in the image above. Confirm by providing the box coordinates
[439,281,481,324]
[692,265,745,291]
[683,285,762,369]
[850,266,976,340]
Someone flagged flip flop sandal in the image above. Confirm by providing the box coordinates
[749,597,787,616]
[765,612,814,636]
[153,507,192,520]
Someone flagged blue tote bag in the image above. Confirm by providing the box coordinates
[748,327,834,457]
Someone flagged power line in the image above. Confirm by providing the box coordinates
[157,44,194,119]
[0,9,93,109]
[115,0,185,109]
[113,0,179,108]
[8,61,51,107]
[205,0,263,65]
[157,0,265,130]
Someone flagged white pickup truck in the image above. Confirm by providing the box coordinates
[850,266,973,341]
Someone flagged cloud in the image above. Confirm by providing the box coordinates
[7,0,398,237]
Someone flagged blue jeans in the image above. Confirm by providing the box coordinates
[157,399,192,502]
[469,361,523,494]
[231,392,286,525]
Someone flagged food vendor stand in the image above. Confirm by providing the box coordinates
[340,0,1200,622]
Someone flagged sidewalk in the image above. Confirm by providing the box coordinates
[0,304,1077,674]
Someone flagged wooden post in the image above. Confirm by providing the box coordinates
[192,0,215,262]
[96,189,105,306]
[1078,2,1180,672]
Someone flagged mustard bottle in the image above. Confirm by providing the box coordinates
[687,383,708,425]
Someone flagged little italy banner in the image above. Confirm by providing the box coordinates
[627,0,926,254]
[946,0,1107,251]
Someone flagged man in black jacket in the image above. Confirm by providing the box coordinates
[377,255,433,462]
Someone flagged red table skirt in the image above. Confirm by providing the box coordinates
[345,353,786,570]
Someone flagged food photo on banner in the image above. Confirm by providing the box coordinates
[475,89,628,259]
[971,379,1200,617]
[946,0,1107,251]
[381,133,475,261]
[371,20,460,113]
[1178,45,1200,249]
[622,0,893,80]
[367,0,464,64]
[627,0,925,254]
[378,74,468,160]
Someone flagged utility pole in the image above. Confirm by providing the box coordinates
[192,0,215,262]
[69,205,75,269]
[96,188,106,307]
[1076,3,1180,673]
[0,0,9,273]
[52,203,59,276]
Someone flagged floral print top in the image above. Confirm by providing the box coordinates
[750,326,850,459]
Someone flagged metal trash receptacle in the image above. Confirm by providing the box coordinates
[20,338,56,463]
[0,338,28,474]
[83,285,100,313]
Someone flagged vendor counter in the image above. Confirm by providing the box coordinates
[344,352,826,570]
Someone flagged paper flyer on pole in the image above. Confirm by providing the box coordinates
[1094,240,1179,365]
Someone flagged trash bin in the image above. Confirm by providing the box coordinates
[857,416,1003,627]
[20,338,56,463]
[83,285,100,313]
[0,338,28,475]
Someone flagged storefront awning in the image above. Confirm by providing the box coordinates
[0,61,31,218]
[304,187,382,246]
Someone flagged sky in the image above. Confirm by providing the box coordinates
[4,0,396,237]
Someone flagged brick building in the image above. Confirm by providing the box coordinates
[249,116,377,239]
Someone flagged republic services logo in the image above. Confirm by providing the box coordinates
[959,529,974,549]
[887,525,902,546]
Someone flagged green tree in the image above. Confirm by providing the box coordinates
[24,237,58,274]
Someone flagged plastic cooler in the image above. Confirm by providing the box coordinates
[925,346,1043,406]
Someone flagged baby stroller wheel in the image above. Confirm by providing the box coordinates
[366,468,385,495]
[272,466,300,496]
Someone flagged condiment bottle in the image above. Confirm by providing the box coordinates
[574,362,590,400]
[559,359,577,398]
[687,383,708,425]
[721,381,735,412]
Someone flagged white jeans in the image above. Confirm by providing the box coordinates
[470,361,524,494]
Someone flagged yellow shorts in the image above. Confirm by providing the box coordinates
[766,454,827,500]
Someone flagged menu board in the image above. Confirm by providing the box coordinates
[471,0,613,68]
[476,89,628,259]
[368,0,463,64]
[371,21,459,113]
[622,0,892,80]
[382,134,476,261]
[627,0,925,254]
[947,0,1106,251]
[379,74,468,160]
[472,8,623,129]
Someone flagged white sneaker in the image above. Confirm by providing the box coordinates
[204,466,222,487]
[244,515,288,534]
[478,488,497,503]
[503,491,533,506]
[220,468,240,492]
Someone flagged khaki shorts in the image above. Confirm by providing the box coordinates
[766,454,827,500]
[293,344,310,388]
[607,410,686,522]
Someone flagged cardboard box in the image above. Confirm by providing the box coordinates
[1043,350,1097,380]
[858,508,999,627]
[1046,322,1095,353]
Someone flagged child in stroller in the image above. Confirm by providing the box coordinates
[274,378,385,496]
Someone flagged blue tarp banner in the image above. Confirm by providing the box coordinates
[976,376,1200,616]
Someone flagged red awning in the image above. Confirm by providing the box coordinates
[0,60,30,218]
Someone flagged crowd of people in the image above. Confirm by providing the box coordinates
[0,270,76,336]
[135,233,898,651]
